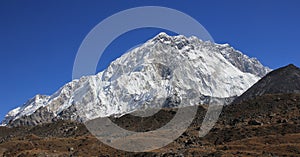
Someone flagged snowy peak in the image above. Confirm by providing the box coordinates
[151,32,197,52]
[152,32,270,77]
[2,94,50,125]
[2,33,271,126]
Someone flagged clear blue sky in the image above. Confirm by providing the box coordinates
[1,0,300,121]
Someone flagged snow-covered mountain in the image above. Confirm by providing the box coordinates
[2,32,271,127]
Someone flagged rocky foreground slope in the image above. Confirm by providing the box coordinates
[0,93,300,157]
[0,65,300,156]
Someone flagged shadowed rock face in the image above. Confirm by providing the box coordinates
[234,64,300,103]
[216,43,271,77]
[8,107,55,127]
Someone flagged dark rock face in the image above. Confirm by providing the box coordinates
[7,107,55,127]
[234,64,300,103]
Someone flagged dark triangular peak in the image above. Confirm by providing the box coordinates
[234,64,300,103]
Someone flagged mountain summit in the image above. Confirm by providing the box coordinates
[2,33,270,127]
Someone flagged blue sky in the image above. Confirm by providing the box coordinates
[0,0,300,121]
